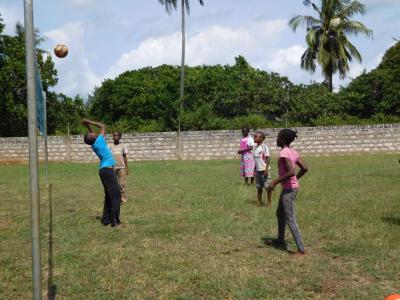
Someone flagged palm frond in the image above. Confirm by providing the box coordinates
[340,1,366,18]
[340,20,373,38]
[345,39,362,62]
[159,0,178,14]
[305,29,319,47]
[184,0,190,13]
[289,15,321,32]
[303,0,322,15]
[300,48,317,73]
[183,0,204,14]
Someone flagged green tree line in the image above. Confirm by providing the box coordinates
[0,14,399,137]
[88,45,400,132]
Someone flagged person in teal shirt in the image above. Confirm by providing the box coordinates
[82,119,121,227]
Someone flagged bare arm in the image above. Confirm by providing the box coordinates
[81,119,93,133]
[264,156,270,176]
[123,153,129,175]
[267,158,295,191]
[296,157,308,180]
[238,145,254,154]
[81,119,106,135]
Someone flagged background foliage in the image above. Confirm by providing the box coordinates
[0,15,399,136]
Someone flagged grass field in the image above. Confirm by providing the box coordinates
[1,154,400,299]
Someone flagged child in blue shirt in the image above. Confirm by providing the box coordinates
[82,119,121,227]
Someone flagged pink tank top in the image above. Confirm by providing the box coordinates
[240,137,249,150]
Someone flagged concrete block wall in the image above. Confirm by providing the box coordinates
[0,124,399,163]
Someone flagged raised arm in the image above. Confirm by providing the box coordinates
[81,119,106,136]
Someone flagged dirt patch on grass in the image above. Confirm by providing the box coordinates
[0,217,13,229]
[0,160,28,165]
[321,276,344,298]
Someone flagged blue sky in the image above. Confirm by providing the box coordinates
[0,0,399,97]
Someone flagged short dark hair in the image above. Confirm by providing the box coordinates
[254,131,265,140]
[113,131,122,137]
[84,134,96,145]
[278,129,297,145]
[242,126,250,132]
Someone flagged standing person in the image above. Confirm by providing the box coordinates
[238,126,255,185]
[109,131,129,203]
[254,131,272,207]
[82,119,121,227]
[267,129,308,255]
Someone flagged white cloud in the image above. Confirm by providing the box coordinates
[45,22,102,96]
[107,19,287,79]
[0,4,24,35]
[266,45,305,73]
[106,32,181,78]
[255,19,287,39]
[41,16,384,96]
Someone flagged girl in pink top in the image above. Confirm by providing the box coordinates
[267,129,308,256]
[238,127,255,185]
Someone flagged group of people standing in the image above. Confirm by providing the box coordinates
[81,118,308,255]
[239,126,309,255]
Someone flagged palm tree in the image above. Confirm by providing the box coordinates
[158,0,204,135]
[289,0,372,92]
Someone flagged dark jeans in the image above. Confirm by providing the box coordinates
[99,168,121,226]
[276,188,305,252]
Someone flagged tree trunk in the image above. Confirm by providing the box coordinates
[326,62,333,92]
[328,72,333,92]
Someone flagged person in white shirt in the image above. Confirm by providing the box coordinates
[254,131,272,207]
[109,131,129,203]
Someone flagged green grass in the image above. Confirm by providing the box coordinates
[1,154,400,299]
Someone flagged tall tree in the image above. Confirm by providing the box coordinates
[0,20,64,136]
[158,0,204,133]
[289,0,372,92]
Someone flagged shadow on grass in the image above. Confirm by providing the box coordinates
[261,236,288,253]
[47,184,57,300]
[382,217,400,226]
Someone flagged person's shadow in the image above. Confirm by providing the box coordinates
[46,184,57,300]
[382,217,400,226]
[261,236,289,252]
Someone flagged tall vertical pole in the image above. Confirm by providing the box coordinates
[177,0,186,159]
[24,1,42,299]
[43,92,48,184]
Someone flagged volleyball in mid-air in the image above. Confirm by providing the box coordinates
[54,44,68,58]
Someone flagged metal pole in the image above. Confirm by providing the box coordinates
[43,92,48,184]
[24,1,42,299]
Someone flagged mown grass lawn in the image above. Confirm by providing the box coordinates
[1,154,399,299]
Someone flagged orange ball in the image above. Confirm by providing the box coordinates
[385,294,400,300]
[54,44,68,58]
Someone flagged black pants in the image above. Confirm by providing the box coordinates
[99,168,121,226]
